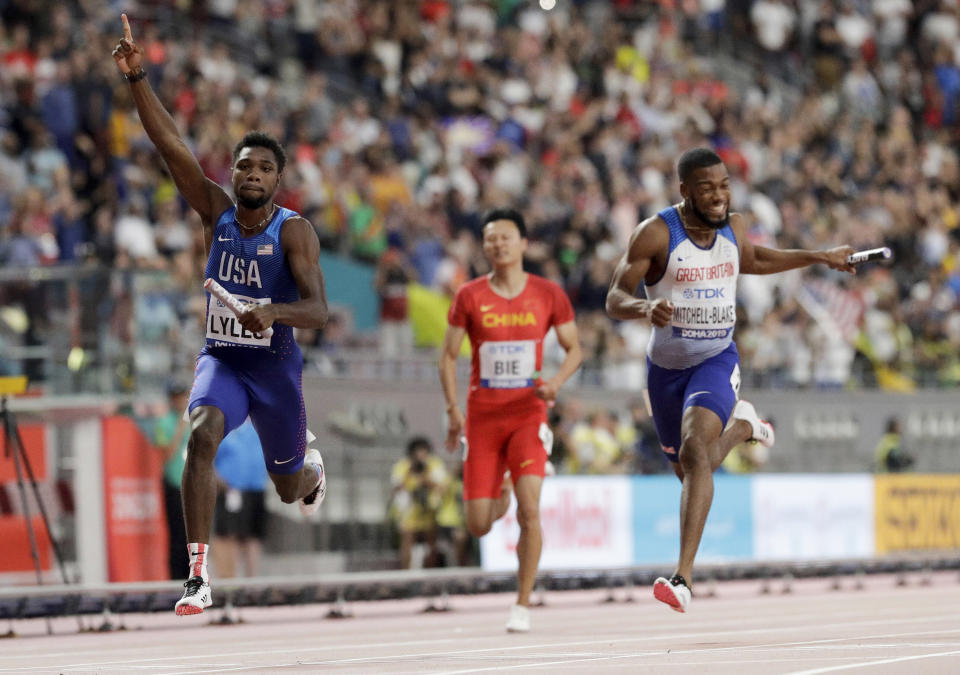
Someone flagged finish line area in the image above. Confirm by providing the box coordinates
[1,561,959,674]
[2,572,959,674]
[0,556,955,625]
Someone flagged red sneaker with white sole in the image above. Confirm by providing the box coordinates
[653,574,691,613]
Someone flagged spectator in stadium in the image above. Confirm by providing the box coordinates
[153,379,190,581]
[212,419,269,579]
[0,1,957,417]
[374,246,416,357]
[605,147,855,613]
[568,408,633,475]
[389,435,448,569]
[874,417,914,473]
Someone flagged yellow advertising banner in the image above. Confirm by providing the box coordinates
[875,474,960,553]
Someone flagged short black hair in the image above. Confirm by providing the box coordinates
[233,131,287,174]
[406,435,432,457]
[482,208,527,238]
[677,147,723,183]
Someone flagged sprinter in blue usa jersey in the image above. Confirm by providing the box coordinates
[114,14,327,615]
[606,148,855,613]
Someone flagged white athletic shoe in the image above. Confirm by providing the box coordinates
[175,576,212,615]
[505,604,530,633]
[731,400,775,449]
[298,448,326,516]
[653,575,691,613]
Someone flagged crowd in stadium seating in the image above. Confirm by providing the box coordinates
[2,0,960,392]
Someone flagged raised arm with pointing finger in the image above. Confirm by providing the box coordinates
[112,14,232,231]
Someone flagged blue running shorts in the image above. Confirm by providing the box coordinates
[188,349,307,474]
[646,342,741,463]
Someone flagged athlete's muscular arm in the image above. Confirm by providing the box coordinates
[732,214,855,275]
[438,325,467,452]
[238,217,329,333]
[535,320,582,403]
[605,217,674,327]
[112,14,231,225]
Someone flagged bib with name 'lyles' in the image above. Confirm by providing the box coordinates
[203,205,301,353]
[644,206,739,370]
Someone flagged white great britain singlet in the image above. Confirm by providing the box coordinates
[644,205,739,369]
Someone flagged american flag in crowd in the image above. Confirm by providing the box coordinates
[795,278,865,341]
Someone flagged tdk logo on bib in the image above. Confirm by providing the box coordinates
[682,287,726,300]
[486,343,529,355]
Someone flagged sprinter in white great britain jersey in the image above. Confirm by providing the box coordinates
[113,14,328,617]
[606,148,855,613]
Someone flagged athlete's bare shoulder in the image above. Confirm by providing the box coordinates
[727,211,746,234]
[280,213,313,230]
[726,211,748,250]
[279,214,318,248]
[627,212,671,259]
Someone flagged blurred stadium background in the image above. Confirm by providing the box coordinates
[0,0,958,607]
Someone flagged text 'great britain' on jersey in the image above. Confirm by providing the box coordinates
[644,206,740,370]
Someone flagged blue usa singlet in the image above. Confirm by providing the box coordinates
[189,204,308,473]
[203,205,301,361]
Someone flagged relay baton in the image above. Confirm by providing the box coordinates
[846,247,892,265]
[204,278,274,338]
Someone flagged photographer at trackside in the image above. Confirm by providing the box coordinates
[389,436,449,569]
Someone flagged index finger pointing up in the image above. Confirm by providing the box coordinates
[121,13,133,41]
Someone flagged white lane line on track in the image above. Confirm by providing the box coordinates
[3,586,955,663]
[415,631,960,675]
[429,653,658,674]
[6,610,959,672]
[0,638,462,672]
[0,598,946,664]
[785,649,960,675]
[289,627,960,670]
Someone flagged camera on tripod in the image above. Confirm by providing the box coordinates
[1,375,72,604]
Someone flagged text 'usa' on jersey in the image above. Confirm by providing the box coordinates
[203,206,301,358]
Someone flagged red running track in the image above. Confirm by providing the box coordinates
[1,572,958,674]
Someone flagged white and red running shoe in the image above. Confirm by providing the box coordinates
[175,576,212,616]
[653,574,692,613]
[731,399,775,448]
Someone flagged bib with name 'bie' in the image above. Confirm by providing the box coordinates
[644,206,739,370]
